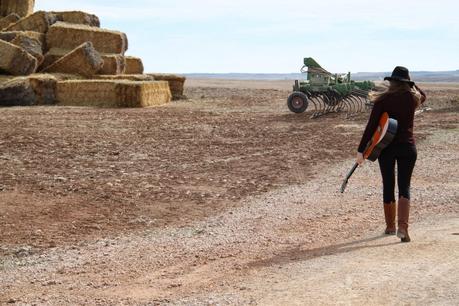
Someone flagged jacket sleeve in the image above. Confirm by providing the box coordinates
[357,101,383,153]
[416,85,427,104]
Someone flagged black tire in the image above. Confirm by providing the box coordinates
[287,91,309,113]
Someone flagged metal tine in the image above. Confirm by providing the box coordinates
[354,95,363,112]
[309,94,320,118]
[358,96,367,112]
[309,93,319,118]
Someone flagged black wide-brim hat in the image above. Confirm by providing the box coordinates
[384,66,415,87]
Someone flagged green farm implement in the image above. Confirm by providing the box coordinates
[287,58,375,118]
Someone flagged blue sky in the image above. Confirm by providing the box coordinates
[37,0,458,73]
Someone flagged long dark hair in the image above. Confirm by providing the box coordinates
[370,80,421,107]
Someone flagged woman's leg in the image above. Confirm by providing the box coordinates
[396,144,418,242]
[378,146,396,203]
[397,144,417,200]
[378,146,397,234]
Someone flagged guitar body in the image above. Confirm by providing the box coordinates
[340,112,398,193]
[364,112,398,161]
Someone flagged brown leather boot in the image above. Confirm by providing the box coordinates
[384,202,396,235]
[397,197,411,242]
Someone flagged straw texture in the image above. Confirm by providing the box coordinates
[0,13,20,30]
[98,54,126,75]
[56,80,172,108]
[52,11,100,27]
[92,74,155,81]
[0,31,45,46]
[39,47,69,71]
[0,0,34,18]
[0,74,57,106]
[0,39,37,75]
[10,34,44,65]
[0,77,36,106]
[42,42,103,77]
[47,22,128,54]
[27,74,58,105]
[40,48,126,75]
[124,56,144,74]
[149,73,186,100]
[5,11,58,33]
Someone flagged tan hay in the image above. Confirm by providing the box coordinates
[92,74,155,81]
[47,22,128,54]
[0,77,36,106]
[40,48,126,75]
[0,0,34,18]
[52,11,100,27]
[0,31,45,46]
[38,47,67,71]
[98,54,126,75]
[10,34,44,65]
[5,11,58,33]
[0,13,20,29]
[148,73,186,100]
[42,42,103,77]
[0,74,57,106]
[56,80,171,108]
[27,74,58,105]
[0,75,15,85]
[124,56,144,74]
[0,39,37,75]
[46,73,85,81]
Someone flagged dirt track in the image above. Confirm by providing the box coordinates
[0,80,458,305]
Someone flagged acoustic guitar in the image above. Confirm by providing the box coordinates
[340,112,398,193]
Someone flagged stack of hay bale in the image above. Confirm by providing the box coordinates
[0,0,186,107]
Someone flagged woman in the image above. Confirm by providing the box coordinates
[356,66,426,242]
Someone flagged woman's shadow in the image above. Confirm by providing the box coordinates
[249,234,400,269]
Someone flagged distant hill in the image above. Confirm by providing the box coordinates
[186,70,459,82]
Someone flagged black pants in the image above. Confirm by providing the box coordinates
[378,143,417,203]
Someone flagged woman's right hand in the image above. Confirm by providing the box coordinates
[356,152,365,166]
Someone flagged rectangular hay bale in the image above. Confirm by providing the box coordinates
[56,80,172,108]
[98,54,126,75]
[124,56,144,74]
[27,74,58,105]
[52,11,100,27]
[0,74,57,106]
[0,77,36,106]
[46,22,128,54]
[0,0,34,18]
[0,39,37,75]
[5,11,57,33]
[148,73,186,100]
[10,34,44,65]
[0,13,20,30]
[0,31,45,46]
[40,48,125,75]
[42,42,103,77]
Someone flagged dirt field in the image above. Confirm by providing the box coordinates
[0,79,458,305]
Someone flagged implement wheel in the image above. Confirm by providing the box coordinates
[287,91,309,113]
